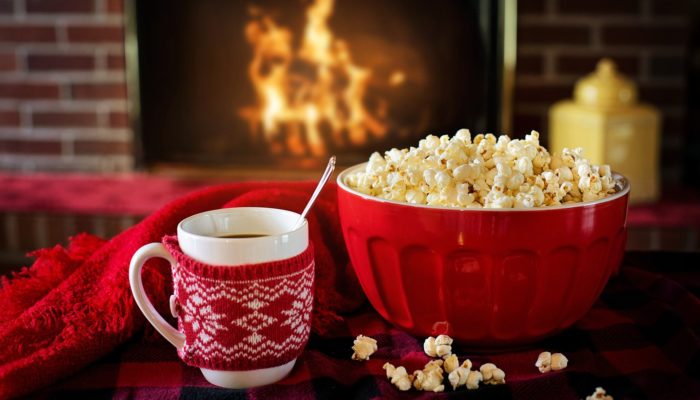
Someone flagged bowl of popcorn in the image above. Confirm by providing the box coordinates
[337,129,629,346]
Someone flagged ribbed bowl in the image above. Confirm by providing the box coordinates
[337,163,630,346]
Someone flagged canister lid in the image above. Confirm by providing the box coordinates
[574,58,638,108]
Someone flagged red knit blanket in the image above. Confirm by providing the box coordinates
[0,182,364,399]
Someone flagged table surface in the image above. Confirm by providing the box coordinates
[24,252,700,400]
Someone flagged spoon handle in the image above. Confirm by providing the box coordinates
[293,156,336,230]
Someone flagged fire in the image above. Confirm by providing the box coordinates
[239,0,399,157]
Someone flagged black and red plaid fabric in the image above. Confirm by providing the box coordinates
[27,252,700,400]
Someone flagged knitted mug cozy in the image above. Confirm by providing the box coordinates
[163,235,315,371]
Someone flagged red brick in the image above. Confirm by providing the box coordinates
[0,139,62,154]
[0,52,15,71]
[66,26,123,43]
[518,0,545,14]
[651,0,690,15]
[109,111,128,127]
[514,83,573,103]
[601,25,689,46]
[649,55,684,78]
[106,0,123,13]
[0,83,60,100]
[556,54,641,77]
[639,85,686,107]
[33,111,98,127]
[558,0,641,15]
[516,54,544,75]
[518,25,591,45]
[26,0,93,13]
[73,140,132,155]
[27,54,94,71]
[0,25,56,43]
[71,83,126,99]
[0,0,13,14]
[0,110,20,126]
[107,53,125,70]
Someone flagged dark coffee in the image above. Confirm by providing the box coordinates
[217,233,267,239]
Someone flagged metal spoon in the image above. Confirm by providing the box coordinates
[292,156,336,231]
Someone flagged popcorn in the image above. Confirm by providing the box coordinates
[383,362,413,391]
[586,387,614,400]
[423,337,437,356]
[466,370,483,390]
[535,351,568,373]
[347,129,619,208]
[423,359,444,373]
[550,352,568,371]
[479,363,506,385]
[435,170,453,189]
[535,351,552,373]
[443,354,460,374]
[384,341,511,393]
[413,360,445,392]
[405,189,425,204]
[424,335,453,358]
[447,360,472,390]
[351,335,377,361]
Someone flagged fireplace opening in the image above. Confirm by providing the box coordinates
[130,0,513,171]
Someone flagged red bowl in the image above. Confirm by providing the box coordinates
[337,163,630,346]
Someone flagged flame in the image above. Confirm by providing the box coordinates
[389,71,406,87]
[240,0,396,157]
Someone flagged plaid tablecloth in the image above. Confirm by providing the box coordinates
[28,252,700,400]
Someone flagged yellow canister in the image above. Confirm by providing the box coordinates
[549,58,661,204]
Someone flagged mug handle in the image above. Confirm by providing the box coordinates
[129,243,185,349]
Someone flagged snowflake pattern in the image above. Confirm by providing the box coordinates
[172,260,314,364]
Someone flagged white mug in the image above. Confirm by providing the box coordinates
[129,207,311,389]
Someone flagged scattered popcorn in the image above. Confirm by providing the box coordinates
[383,362,413,391]
[423,359,444,373]
[383,362,396,379]
[346,130,620,208]
[466,370,483,390]
[443,354,459,374]
[351,335,377,361]
[586,387,614,400]
[551,353,568,371]
[413,360,445,392]
[424,334,453,357]
[384,336,516,393]
[535,351,552,373]
[447,360,472,390]
[479,362,506,385]
[536,351,568,373]
[423,337,437,357]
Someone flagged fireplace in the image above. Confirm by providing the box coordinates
[129,0,514,171]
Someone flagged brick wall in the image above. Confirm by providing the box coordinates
[0,0,692,180]
[513,0,690,185]
[0,0,131,172]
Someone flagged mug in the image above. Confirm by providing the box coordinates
[129,207,313,388]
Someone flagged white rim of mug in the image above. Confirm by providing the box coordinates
[177,207,308,241]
